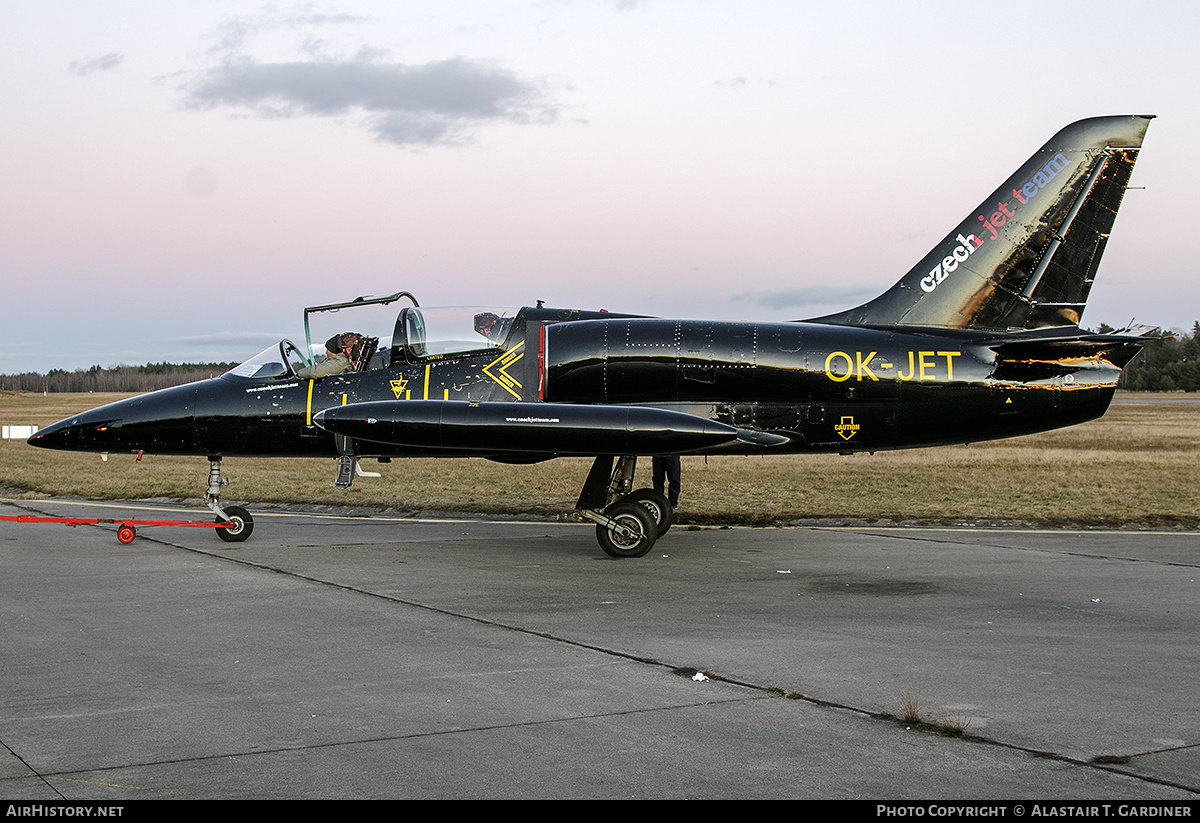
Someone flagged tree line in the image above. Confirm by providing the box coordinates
[0,362,236,393]
[3,324,1198,393]
[1111,322,1200,392]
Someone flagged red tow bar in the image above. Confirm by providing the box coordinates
[0,514,234,544]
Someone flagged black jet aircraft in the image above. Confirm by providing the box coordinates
[30,115,1155,557]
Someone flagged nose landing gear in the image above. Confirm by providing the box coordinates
[203,457,254,543]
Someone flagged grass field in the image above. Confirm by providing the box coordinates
[2,391,1198,528]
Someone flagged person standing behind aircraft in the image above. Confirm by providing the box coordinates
[653,455,681,509]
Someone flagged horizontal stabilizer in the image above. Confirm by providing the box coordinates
[313,400,738,455]
[979,325,1154,368]
[984,326,1152,362]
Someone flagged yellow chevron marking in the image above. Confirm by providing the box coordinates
[482,342,525,399]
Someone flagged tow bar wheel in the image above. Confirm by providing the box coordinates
[116,524,137,544]
[596,501,656,558]
[216,506,254,543]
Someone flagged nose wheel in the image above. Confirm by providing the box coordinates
[215,505,254,543]
[203,458,255,543]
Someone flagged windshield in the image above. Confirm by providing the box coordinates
[225,340,308,379]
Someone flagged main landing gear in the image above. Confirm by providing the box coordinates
[203,457,254,543]
[196,454,670,556]
[575,456,673,558]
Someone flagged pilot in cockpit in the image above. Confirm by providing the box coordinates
[473,312,511,344]
[297,332,365,379]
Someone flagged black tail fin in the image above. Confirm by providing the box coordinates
[812,115,1153,331]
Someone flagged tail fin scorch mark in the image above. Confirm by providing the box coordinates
[813,115,1153,331]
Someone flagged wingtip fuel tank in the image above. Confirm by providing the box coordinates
[314,400,739,456]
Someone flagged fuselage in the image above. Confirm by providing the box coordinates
[29,306,1126,460]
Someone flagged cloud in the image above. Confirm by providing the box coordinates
[179,54,555,147]
[204,10,369,57]
[68,53,124,76]
[177,9,556,147]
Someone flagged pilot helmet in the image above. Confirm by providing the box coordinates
[474,312,500,336]
[327,333,360,355]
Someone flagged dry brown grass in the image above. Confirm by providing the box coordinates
[2,391,1197,527]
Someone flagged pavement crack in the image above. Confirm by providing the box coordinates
[35,696,762,781]
[1,734,66,799]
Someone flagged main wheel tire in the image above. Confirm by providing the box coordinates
[596,501,657,558]
[216,505,254,543]
[624,488,673,538]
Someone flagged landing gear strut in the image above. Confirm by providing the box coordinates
[331,434,381,489]
[576,455,674,558]
[203,457,254,543]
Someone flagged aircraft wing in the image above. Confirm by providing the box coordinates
[313,400,747,455]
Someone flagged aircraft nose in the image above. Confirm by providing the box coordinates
[28,408,127,451]
[28,383,199,453]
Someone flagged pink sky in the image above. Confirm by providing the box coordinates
[2,1,1197,373]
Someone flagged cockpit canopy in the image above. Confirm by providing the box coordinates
[224,306,519,380]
